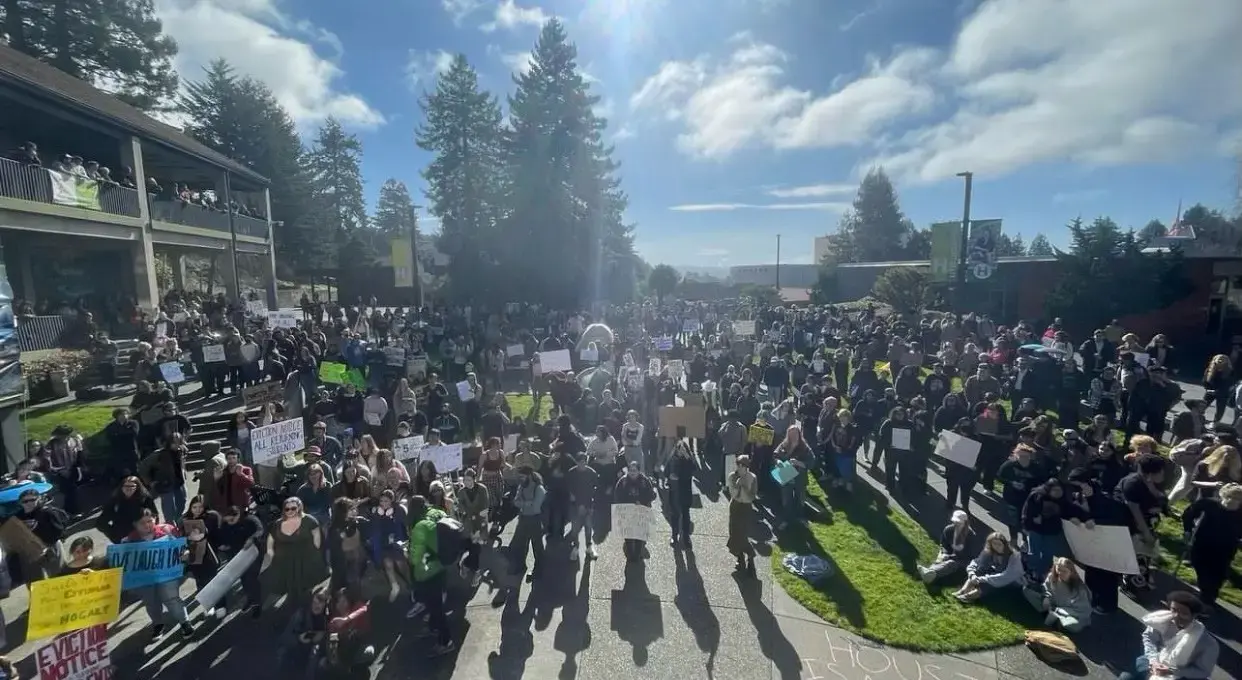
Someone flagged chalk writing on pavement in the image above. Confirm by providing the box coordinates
[800,633,983,680]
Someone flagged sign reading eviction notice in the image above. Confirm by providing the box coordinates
[106,538,187,591]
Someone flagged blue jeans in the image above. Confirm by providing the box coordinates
[1026,531,1062,578]
[159,486,187,523]
[1117,654,1151,680]
[138,580,188,625]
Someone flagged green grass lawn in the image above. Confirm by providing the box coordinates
[505,392,554,424]
[22,403,116,444]
[772,477,1039,652]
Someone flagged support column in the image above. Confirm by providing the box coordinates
[217,245,238,300]
[264,188,278,310]
[121,136,150,222]
[172,253,188,290]
[132,229,158,313]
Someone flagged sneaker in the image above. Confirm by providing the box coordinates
[179,622,195,637]
[213,608,227,620]
[587,546,597,559]
[669,536,678,547]
[429,641,456,658]
[204,607,215,619]
[471,572,483,588]
[918,566,934,584]
[406,602,426,619]
[150,624,166,638]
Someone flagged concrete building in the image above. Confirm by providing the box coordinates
[814,236,831,266]
[728,263,819,288]
[0,45,277,469]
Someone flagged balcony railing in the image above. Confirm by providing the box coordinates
[150,199,269,239]
[0,157,141,218]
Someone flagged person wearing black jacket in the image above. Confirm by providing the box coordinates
[13,488,66,582]
[666,441,698,548]
[97,476,159,544]
[1020,479,1069,578]
[104,408,141,477]
[943,418,981,513]
[1065,468,1127,614]
[614,461,657,561]
[1181,482,1242,606]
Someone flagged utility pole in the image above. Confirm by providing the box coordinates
[410,204,424,310]
[955,171,973,312]
[775,234,782,289]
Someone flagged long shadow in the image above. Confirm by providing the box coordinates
[735,571,803,680]
[824,480,921,575]
[693,458,721,504]
[673,548,721,676]
[552,558,593,680]
[609,559,663,666]
[772,520,867,629]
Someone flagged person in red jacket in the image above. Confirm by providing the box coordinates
[310,587,375,676]
[123,510,194,639]
[213,449,255,512]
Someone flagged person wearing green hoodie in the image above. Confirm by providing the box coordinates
[406,495,454,657]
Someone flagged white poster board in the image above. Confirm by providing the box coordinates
[580,348,598,362]
[392,436,425,462]
[159,362,185,385]
[648,357,660,375]
[1131,352,1151,367]
[195,544,259,610]
[421,443,463,473]
[891,427,911,451]
[1062,520,1140,575]
[202,344,225,363]
[506,344,525,358]
[654,337,673,351]
[384,346,406,367]
[934,430,981,469]
[456,380,475,401]
[156,321,168,338]
[267,311,299,328]
[612,503,654,542]
[251,419,304,465]
[538,349,572,374]
[504,434,519,453]
[733,320,756,337]
[683,319,701,333]
[246,300,268,317]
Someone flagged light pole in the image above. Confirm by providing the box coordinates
[410,204,424,309]
[955,171,973,311]
[775,234,782,289]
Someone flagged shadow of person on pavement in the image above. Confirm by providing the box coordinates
[553,558,593,680]
[734,568,803,680]
[673,547,720,676]
[609,558,662,666]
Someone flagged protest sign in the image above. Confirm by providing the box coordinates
[771,461,798,486]
[202,345,225,363]
[36,623,111,680]
[667,360,684,379]
[242,381,284,410]
[421,443,463,472]
[407,354,428,380]
[0,515,48,562]
[648,357,660,375]
[612,503,654,542]
[384,346,406,367]
[1132,352,1151,368]
[658,405,706,438]
[504,434,519,452]
[246,300,268,317]
[891,427,911,451]
[654,337,673,351]
[682,319,701,333]
[733,320,756,337]
[173,311,188,323]
[1062,521,1139,575]
[934,430,981,469]
[580,348,598,362]
[27,568,123,639]
[747,424,774,446]
[158,362,185,385]
[251,419,304,465]
[195,544,259,611]
[623,353,635,367]
[106,538,187,590]
[319,362,348,384]
[812,359,825,373]
[506,344,525,358]
[392,436,425,462]
[155,321,168,338]
[456,380,475,401]
[267,310,298,328]
[538,349,572,374]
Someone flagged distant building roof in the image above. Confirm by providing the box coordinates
[779,288,811,303]
[836,256,1057,269]
[0,45,268,186]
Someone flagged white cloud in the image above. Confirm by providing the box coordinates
[499,51,534,75]
[631,39,935,159]
[669,202,848,212]
[613,124,636,142]
[767,183,855,198]
[155,0,383,128]
[869,0,1242,182]
[442,0,486,24]
[406,49,454,89]
[481,0,549,32]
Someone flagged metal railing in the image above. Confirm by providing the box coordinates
[0,157,141,218]
[16,314,66,352]
[150,199,269,239]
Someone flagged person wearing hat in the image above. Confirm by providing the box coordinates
[43,425,82,518]
[918,509,976,584]
[12,487,66,582]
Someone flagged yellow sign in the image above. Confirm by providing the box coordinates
[28,568,123,640]
[391,238,414,288]
[747,424,774,446]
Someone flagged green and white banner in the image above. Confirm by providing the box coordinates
[47,169,102,210]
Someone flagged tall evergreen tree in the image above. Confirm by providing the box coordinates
[416,54,505,303]
[1,0,179,110]
[1027,233,1054,256]
[1137,219,1167,242]
[179,60,324,272]
[502,20,637,308]
[823,168,915,263]
[307,117,370,263]
[996,232,1025,256]
[373,179,419,238]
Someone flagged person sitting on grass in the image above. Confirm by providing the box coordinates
[1023,557,1092,632]
[953,532,1024,602]
[1119,591,1218,680]
[918,510,975,584]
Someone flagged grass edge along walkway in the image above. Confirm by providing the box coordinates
[770,475,1039,653]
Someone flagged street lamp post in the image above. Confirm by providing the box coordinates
[955,171,973,312]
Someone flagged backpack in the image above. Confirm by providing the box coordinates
[433,516,468,566]
[1024,630,1079,666]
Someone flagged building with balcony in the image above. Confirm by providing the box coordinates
[0,45,278,328]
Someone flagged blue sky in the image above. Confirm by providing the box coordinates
[153,0,1242,267]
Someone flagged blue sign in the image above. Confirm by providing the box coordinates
[107,538,187,590]
[0,481,53,505]
[655,337,673,351]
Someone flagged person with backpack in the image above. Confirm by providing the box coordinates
[406,495,456,658]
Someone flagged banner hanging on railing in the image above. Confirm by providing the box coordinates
[46,170,101,210]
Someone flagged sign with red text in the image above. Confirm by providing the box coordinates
[37,624,112,680]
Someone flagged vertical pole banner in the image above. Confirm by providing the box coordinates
[929,221,962,283]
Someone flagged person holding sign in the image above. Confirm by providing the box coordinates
[874,406,913,492]
[614,461,656,562]
[773,426,812,531]
[123,510,195,639]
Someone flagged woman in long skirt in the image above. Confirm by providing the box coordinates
[727,455,759,576]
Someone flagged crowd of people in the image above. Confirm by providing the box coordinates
[0,296,1237,678]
